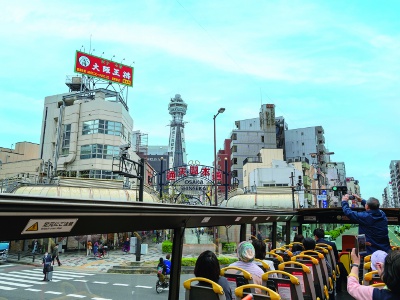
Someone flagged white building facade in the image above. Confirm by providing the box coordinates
[40,88,137,181]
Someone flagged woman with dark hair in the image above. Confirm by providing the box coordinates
[348,249,400,299]
[194,250,233,300]
[291,234,304,253]
[252,239,276,275]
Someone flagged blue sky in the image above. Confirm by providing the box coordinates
[0,1,399,199]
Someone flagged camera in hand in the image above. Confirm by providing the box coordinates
[349,195,356,200]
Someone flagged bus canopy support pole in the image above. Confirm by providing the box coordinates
[240,224,246,242]
[169,226,185,300]
[285,221,291,245]
[272,222,277,249]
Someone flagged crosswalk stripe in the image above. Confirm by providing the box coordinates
[0,280,32,287]
[45,291,63,294]
[25,288,41,292]
[73,280,88,282]
[0,276,48,285]
[7,272,60,282]
[0,264,15,268]
[113,283,129,286]
[33,269,95,276]
[1,274,52,283]
[66,295,86,298]
[92,298,112,300]
[0,286,17,290]
[26,269,87,278]
[135,285,152,288]
[93,281,108,284]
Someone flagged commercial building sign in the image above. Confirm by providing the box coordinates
[74,51,134,87]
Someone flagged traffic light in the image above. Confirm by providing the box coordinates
[332,186,347,196]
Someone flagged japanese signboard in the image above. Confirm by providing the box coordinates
[74,51,134,87]
[22,219,78,235]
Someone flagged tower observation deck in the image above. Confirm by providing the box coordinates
[168,94,188,169]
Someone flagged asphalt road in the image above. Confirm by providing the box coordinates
[0,263,192,300]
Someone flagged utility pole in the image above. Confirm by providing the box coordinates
[290,172,295,210]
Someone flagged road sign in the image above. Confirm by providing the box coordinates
[317,195,327,201]
[22,219,78,235]
[321,190,327,195]
[322,200,328,208]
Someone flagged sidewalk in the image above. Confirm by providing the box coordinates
[6,243,167,273]
[5,231,235,273]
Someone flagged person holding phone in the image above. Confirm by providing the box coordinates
[347,248,400,299]
[342,194,390,254]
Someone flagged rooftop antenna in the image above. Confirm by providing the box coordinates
[130,61,135,67]
[111,55,115,62]
[80,45,84,52]
[100,51,105,58]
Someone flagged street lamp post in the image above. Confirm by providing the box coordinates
[159,157,164,200]
[213,108,225,206]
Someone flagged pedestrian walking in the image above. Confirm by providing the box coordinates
[52,245,62,266]
[123,238,130,254]
[156,231,160,244]
[32,239,38,254]
[87,240,92,256]
[93,241,99,256]
[42,252,52,281]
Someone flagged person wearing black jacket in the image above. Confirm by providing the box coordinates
[42,252,52,281]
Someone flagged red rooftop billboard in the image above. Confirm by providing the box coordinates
[74,51,134,87]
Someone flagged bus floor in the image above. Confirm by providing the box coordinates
[336,290,355,299]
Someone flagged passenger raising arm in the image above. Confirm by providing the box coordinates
[342,194,390,254]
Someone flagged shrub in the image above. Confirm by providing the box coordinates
[222,242,236,253]
[182,257,197,266]
[162,240,172,253]
[180,256,238,267]
[218,256,238,266]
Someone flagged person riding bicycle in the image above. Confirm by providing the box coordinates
[157,257,167,283]
[163,254,171,275]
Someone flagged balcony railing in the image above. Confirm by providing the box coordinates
[243,157,262,165]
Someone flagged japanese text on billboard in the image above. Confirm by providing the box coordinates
[74,51,134,87]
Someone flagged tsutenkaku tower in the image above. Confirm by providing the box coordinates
[168,94,188,169]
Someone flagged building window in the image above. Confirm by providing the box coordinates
[231,145,237,153]
[79,169,122,180]
[80,144,119,160]
[261,136,264,142]
[231,133,237,140]
[82,119,126,139]
[301,132,304,136]
[232,158,238,165]
[61,124,71,155]
[302,142,304,146]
